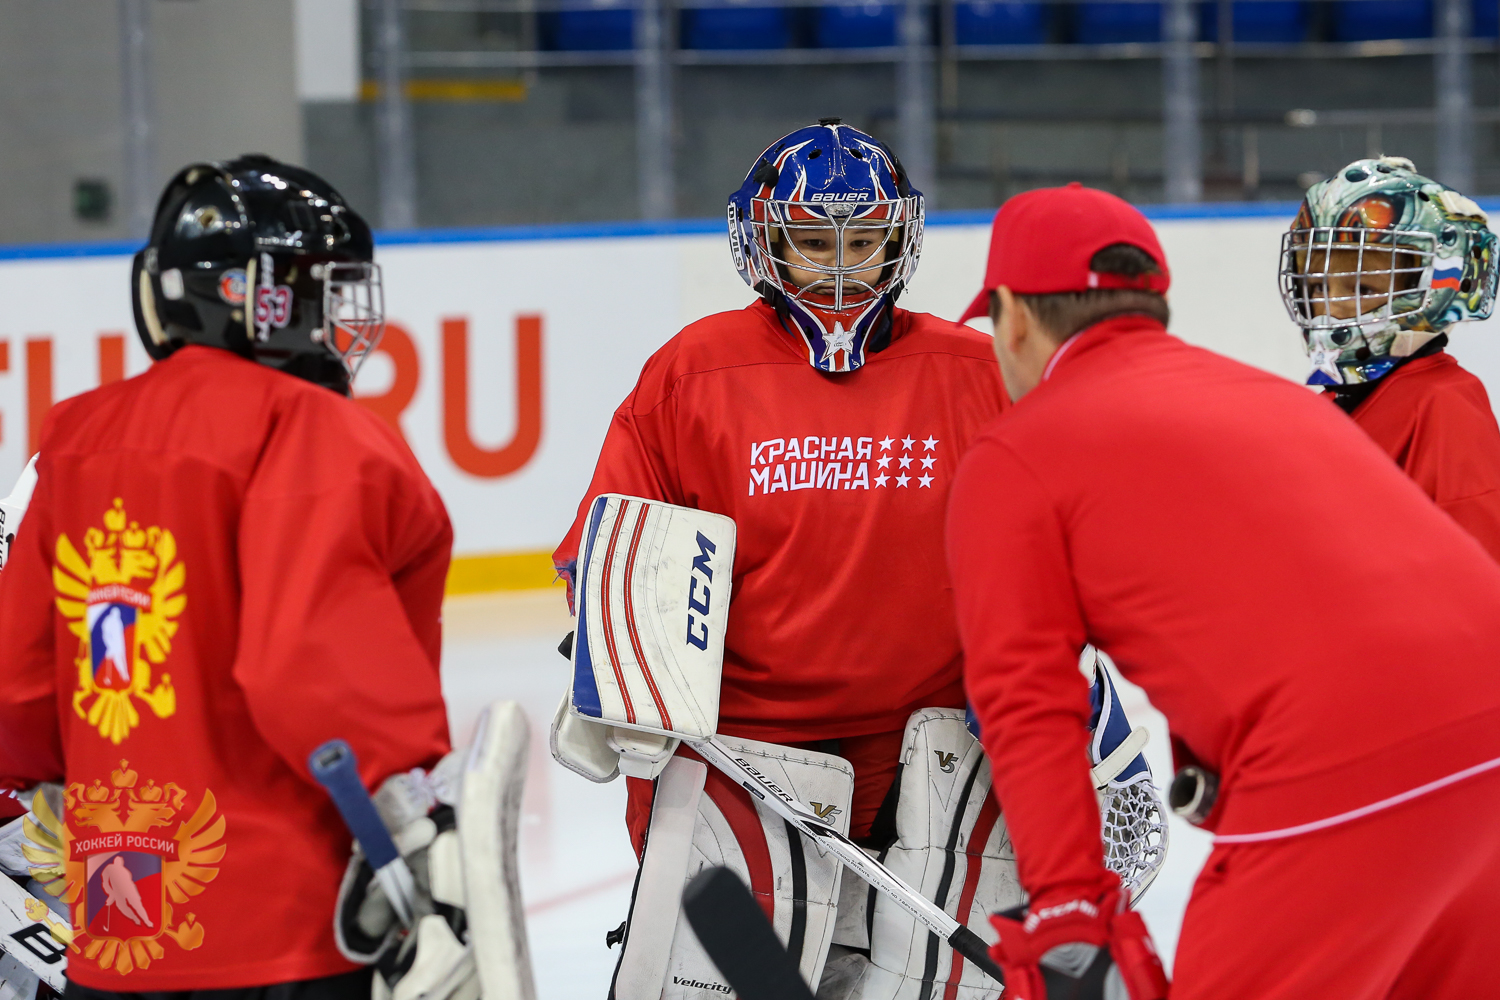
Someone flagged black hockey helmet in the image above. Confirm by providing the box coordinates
[131,154,383,395]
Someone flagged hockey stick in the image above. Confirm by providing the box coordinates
[683,866,816,1000]
[309,739,417,928]
[0,871,68,993]
[687,737,1006,987]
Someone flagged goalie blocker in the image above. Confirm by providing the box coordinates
[552,495,1167,999]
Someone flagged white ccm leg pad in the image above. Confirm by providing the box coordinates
[569,494,736,742]
[614,739,854,1000]
[823,709,1020,1000]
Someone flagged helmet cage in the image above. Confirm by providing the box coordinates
[747,194,921,312]
[1279,225,1436,333]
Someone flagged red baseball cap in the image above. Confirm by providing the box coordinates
[958,182,1171,323]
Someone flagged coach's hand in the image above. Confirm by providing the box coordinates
[990,887,1168,1000]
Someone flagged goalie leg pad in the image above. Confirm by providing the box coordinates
[613,738,854,1000]
[459,699,538,1000]
[824,709,1021,1000]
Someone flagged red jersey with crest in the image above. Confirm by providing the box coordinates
[1344,350,1500,561]
[0,346,452,990]
[554,300,1007,743]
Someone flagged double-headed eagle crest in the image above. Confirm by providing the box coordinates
[53,499,185,744]
[22,760,225,975]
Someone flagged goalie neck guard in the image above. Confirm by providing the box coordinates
[728,120,924,374]
[131,154,384,396]
[1279,156,1498,387]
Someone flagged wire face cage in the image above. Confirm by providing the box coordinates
[1279,226,1436,331]
[1100,778,1168,900]
[319,260,386,380]
[748,194,921,312]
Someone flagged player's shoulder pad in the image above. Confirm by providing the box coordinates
[629,303,791,409]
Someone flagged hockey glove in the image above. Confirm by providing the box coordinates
[335,754,477,1000]
[990,887,1168,1000]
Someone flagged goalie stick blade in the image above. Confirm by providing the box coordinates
[683,867,816,1000]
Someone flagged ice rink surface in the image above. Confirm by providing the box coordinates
[447,589,1214,999]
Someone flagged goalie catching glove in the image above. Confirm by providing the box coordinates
[989,887,1167,1000]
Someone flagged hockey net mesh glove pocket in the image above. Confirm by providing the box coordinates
[989,887,1168,1000]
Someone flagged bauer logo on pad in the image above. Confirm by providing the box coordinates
[571,495,736,741]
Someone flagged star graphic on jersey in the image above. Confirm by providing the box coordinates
[920,456,935,469]
[875,473,890,487]
[824,322,857,357]
[898,456,913,469]
[879,436,894,451]
[918,474,934,488]
[896,474,911,487]
[922,436,939,451]
[877,456,892,469]
[901,436,916,451]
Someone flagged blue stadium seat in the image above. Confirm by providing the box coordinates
[682,5,791,48]
[539,5,635,50]
[1473,0,1497,37]
[1072,2,1161,43]
[955,1,1048,43]
[814,3,900,47]
[1330,0,1433,40]
[1198,1,1308,42]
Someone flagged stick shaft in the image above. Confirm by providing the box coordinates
[308,738,416,926]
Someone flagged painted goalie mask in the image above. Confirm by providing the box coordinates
[1279,156,1498,386]
[728,120,924,373]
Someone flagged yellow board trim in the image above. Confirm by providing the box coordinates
[360,78,528,103]
[446,550,563,595]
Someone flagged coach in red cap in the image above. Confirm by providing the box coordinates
[948,183,1500,1000]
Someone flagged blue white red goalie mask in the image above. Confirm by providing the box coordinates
[728,122,924,374]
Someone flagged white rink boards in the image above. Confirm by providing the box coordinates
[4,203,1500,561]
[456,589,1210,999]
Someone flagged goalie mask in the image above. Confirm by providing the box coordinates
[1279,156,1498,387]
[728,120,924,374]
[131,154,384,395]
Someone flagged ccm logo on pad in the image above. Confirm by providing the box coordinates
[686,531,716,651]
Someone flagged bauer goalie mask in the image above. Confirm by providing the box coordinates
[131,154,383,395]
[1280,156,1498,386]
[728,120,924,373]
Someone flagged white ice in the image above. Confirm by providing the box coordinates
[446,590,1211,1000]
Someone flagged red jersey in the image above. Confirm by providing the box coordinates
[947,317,1500,907]
[555,301,1007,743]
[0,347,452,989]
[1344,351,1500,561]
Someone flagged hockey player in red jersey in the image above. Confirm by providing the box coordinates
[1280,156,1500,559]
[949,183,1500,999]
[555,120,1005,847]
[551,122,1019,997]
[0,158,455,999]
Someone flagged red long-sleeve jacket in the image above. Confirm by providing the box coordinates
[948,316,1500,907]
[0,346,452,989]
[1345,350,1500,561]
[555,300,1007,742]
